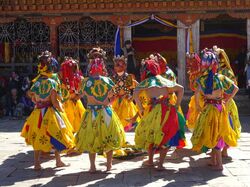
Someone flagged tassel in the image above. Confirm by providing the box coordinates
[114,27,121,56]
[189,28,194,53]
[4,42,10,63]
[205,70,213,94]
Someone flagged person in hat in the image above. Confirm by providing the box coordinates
[111,55,140,131]
[122,40,137,76]
[213,46,241,158]
[75,48,125,173]
[185,52,205,132]
[191,49,239,171]
[21,51,75,170]
[133,58,186,171]
[245,49,250,98]
[150,53,185,120]
[59,58,85,133]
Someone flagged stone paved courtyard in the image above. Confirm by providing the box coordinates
[0,116,250,187]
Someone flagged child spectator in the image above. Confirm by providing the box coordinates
[20,91,34,116]
[21,76,31,96]
[6,88,21,119]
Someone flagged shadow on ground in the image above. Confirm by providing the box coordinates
[0,151,61,186]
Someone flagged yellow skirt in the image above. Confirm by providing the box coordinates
[75,106,125,153]
[169,93,184,115]
[21,107,75,152]
[63,99,85,133]
[112,97,140,131]
[186,95,204,131]
[227,99,241,139]
[135,104,186,150]
[191,103,238,152]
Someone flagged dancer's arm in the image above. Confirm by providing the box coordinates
[195,86,202,112]
[168,84,184,109]
[51,89,63,112]
[133,89,144,115]
[225,83,239,104]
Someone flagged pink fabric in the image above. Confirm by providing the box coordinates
[215,138,228,149]
[215,104,222,112]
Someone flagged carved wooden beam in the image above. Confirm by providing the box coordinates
[0,0,250,23]
[1,0,250,14]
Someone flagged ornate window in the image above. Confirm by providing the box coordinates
[0,18,50,64]
[0,22,14,43]
[58,21,79,59]
[58,17,116,67]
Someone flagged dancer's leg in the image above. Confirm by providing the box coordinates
[89,153,97,173]
[34,150,42,170]
[106,150,113,171]
[55,150,68,167]
[157,148,168,170]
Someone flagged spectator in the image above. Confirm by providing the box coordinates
[6,88,21,119]
[0,77,7,117]
[245,50,250,99]
[8,71,20,92]
[20,91,34,116]
[0,76,7,97]
[122,40,137,76]
[21,76,31,96]
[231,60,240,77]
[236,48,247,88]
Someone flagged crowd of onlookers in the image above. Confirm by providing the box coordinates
[0,72,34,119]
[0,47,250,119]
[231,48,250,98]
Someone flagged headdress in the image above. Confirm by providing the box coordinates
[200,48,219,94]
[186,52,202,91]
[212,45,235,76]
[87,47,107,60]
[151,53,167,74]
[60,59,82,93]
[87,47,107,76]
[113,55,127,73]
[200,48,218,74]
[33,51,53,82]
[140,58,161,81]
[37,51,52,73]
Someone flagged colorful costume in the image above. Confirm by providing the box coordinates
[154,53,184,115]
[191,49,238,152]
[111,56,140,131]
[75,49,125,153]
[135,59,186,150]
[21,51,75,152]
[213,46,241,139]
[186,53,204,131]
[60,59,85,133]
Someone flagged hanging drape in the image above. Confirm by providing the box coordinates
[114,14,191,56]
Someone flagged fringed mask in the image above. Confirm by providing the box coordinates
[61,59,82,93]
[200,49,219,94]
[87,47,107,76]
[186,52,201,76]
[201,49,218,74]
[87,47,107,60]
[153,53,167,74]
[113,55,127,73]
[37,51,52,74]
[186,52,202,91]
[87,58,107,76]
[140,59,161,81]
